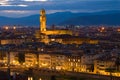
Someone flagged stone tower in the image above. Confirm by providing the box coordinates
[40,9,46,32]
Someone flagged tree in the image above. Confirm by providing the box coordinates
[51,75,56,80]
[18,52,25,64]
[115,56,120,71]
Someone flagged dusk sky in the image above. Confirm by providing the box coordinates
[0,0,120,17]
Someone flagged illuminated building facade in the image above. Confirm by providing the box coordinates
[9,52,19,65]
[40,9,46,32]
[0,39,26,45]
[39,54,51,69]
[25,53,37,67]
[39,53,66,70]
[94,60,115,75]
[64,55,81,72]
[35,9,98,44]
[0,51,7,64]
[50,54,66,70]
[35,9,72,39]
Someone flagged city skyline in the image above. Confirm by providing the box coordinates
[0,0,120,17]
[0,5,120,79]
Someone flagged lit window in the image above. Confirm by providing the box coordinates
[39,78,42,80]
[76,63,78,66]
[73,59,75,61]
[68,59,70,61]
[71,62,73,66]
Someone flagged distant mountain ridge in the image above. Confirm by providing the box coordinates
[0,10,120,26]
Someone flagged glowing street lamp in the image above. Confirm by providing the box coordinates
[13,26,16,30]
[28,77,33,80]
[117,29,120,32]
[39,78,42,80]
[101,27,105,30]
[5,26,9,30]
[99,27,105,32]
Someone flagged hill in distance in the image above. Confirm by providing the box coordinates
[0,10,120,26]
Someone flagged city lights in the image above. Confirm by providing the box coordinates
[0,6,120,80]
[5,26,9,30]
[117,28,120,32]
[13,26,16,30]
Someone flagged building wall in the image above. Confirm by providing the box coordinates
[38,54,66,70]
[64,56,81,72]
[81,53,104,65]
[39,54,51,69]
[9,52,19,65]
[94,60,115,75]
[25,53,37,67]
[0,39,25,45]
[0,51,7,64]
[41,30,73,35]
[51,54,66,70]
[62,38,98,44]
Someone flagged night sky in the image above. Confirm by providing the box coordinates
[0,0,119,17]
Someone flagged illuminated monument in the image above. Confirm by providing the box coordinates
[35,9,98,44]
[40,9,46,32]
[36,9,72,36]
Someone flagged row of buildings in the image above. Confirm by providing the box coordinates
[0,46,119,77]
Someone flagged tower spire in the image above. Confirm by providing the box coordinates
[40,9,46,32]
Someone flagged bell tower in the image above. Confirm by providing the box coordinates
[40,9,46,32]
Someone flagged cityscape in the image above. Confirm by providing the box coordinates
[0,0,120,80]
